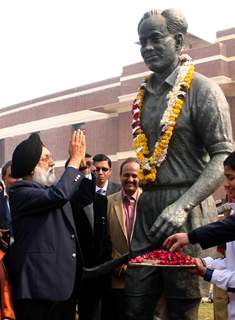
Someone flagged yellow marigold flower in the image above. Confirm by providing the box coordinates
[173,105,181,111]
[137,154,145,162]
[162,137,170,143]
[165,132,173,138]
[143,149,149,155]
[138,172,145,181]
[175,101,183,108]
[160,140,168,146]
[172,109,181,115]
[166,127,173,133]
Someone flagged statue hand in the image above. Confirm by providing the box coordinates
[149,204,190,244]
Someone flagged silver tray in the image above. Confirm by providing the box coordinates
[129,259,196,268]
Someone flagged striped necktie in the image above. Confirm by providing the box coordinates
[97,188,105,195]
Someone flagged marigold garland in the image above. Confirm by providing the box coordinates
[132,54,194,185]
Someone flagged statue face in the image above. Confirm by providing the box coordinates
[138,15,180,73]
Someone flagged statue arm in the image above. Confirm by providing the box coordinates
[149,77,233,244]
[171,152,227,210]
[149,151,230,244]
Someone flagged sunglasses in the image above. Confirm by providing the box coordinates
[95,167,109,173]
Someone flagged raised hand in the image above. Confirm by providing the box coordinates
[68,130,86,169]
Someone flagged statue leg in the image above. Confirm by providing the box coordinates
[127,187,203,320]
[162,249,202,320]
[166,298,201,320]
[123,266,163,320]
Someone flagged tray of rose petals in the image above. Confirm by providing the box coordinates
[128,250,197,268]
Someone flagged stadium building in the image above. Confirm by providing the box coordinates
[0,27,235,197]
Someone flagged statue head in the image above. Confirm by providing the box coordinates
[137,9,188,74]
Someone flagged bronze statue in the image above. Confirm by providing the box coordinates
[124,8,233,320]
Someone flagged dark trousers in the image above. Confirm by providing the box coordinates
[14,297,77,320]
[109,288,125,320]
[123,267,201,320]
[78,292,101,320]
[78,277,111,320]
[166,298,201,320]
[123,294,200,320]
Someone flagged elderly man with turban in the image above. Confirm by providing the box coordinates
[6,130,86,320]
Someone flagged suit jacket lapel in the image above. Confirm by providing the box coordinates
[130,188,142,241]
[106,181,111,196]
[83,203,94,232]
[114,193,128,240]
[62,202,77,235]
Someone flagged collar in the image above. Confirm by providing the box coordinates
[122,188,140,202]
[230,202,235,213]
[96,179,109,192]
[85,173,92,180]
[2,188,8,198]
[145,66,181,93]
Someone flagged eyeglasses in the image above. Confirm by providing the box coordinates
[95,167,109,173]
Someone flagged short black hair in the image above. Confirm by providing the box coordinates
[93,154,112,168]
[224,152,235,170]
[85,153,92,158]
[1,160,12,178]
[120,157,140,175]
[65,152,92,169]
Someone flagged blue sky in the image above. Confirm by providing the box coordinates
[0,0,234,108]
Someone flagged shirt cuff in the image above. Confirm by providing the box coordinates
[203,268,214,282]
[188,230,199,244]
[67,165,79,170]
[208,141,233,156]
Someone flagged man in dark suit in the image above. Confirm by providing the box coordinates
[93,154,121,196]
[0,161,18,235]
[79,153,96,179]
[6,130,86,320]
[0,181,8,230]
[70,161,112,320]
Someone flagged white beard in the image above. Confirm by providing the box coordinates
[32,166,57,186]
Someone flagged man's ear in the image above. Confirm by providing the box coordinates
[175,33,184,52]
[108,168,112,177]
[30,166,37,176]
